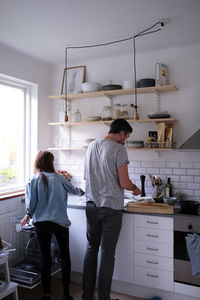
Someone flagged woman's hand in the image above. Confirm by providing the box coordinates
[20,214,30,226]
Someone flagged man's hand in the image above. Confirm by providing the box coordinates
[132,185,142,196]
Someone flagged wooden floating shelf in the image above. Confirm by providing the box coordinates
[48,118,177,126]
[48,85,178,100]
[48,147,86,151]
[48,147,175,152]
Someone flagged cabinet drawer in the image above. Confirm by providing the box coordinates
[134,240,173,258]
[134,265,173,291]
[134,214,173,230]
[134,253,173,272]
[134,227,173,244]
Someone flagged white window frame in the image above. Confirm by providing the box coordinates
[0,73,38,196]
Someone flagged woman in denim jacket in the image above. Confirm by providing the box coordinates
[20,150,84,300]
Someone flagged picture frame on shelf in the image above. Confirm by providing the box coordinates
[61,65,86,95]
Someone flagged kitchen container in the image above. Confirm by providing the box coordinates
[102,84,122,91]
[126,140,144,148]
[81,82,102,92]
[180,200,199,214]
[113,104,121,119]
[120,104,128,119]
[139,78,155,87]
[101,106,112,120]
[163,196,177,205]
[73,109,81,122]
[122,80,134,89]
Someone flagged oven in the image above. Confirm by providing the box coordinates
[174,214,200,286]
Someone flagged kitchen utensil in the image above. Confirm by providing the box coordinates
[102,84,122,90]
[139,78,155,87]
[179,200,199,214]
[81,82,102,92]
[163,196,177,205]
[140,175,146,197]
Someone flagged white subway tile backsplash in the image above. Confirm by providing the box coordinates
[160,168,172,175]
[129,161,141,167]
[180,162,194,168]
[195,190,200,197]
[187,183,200,190]
[153,161,166,168]
[194,177,200,183]
[167,161,180,168]
[180,176,194,183]
[58,156,200,202]
[187,169,200,176]
[194,163,200,169]
[141,161,154,167]
[134,168,147,174]
[147,168,160,174]
[173,169,186,175]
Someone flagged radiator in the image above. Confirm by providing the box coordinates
[0,210,29,265]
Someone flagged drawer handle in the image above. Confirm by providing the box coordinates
[147,221,159,224]
[147,273,159,278]
[147,247,159,251]
[147,234,159,238]
[147,260,159,265]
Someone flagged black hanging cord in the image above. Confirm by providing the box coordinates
[133,37,137,111]
[64,21,164,117]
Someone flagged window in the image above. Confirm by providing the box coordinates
[0,75,37,195]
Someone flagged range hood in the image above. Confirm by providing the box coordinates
[178,129,200,151]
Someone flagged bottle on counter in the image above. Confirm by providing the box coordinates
[165,177,173,197]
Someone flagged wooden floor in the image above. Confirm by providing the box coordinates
[4,278,145,300]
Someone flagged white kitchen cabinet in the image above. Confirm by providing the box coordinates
[68,208,134,283]
[48,85,178,151]
[68,208,87,273]
[113,213,134,283]
[133,214,174,291]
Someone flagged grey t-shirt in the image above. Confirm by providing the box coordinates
[85,138,129,210]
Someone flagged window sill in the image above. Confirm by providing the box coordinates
[0,189,25,201]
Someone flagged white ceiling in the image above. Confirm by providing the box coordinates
[0,0,200,65]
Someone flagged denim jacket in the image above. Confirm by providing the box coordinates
[25,172,84,228]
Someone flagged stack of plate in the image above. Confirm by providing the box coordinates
[81,82,102,92]
[148,111,171,119]
[126,140,144,148]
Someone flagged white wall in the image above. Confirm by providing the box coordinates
[0,42,52,150]
[50,43,200,201]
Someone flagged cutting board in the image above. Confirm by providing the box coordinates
[126,202,174,214]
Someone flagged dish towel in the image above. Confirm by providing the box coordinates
[185,233,200,277]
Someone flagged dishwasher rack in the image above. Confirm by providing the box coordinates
[9,217,61,289]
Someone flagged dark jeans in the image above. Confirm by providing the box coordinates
[35,221,71,298]
[82,202,123,300]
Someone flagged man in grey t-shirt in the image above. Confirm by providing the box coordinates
[82,118,141,300]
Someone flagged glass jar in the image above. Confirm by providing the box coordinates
[58,103,65,122]
[128,104,135,119]
[74,109,81,122]
[101,106,112,120]
[120,104,128,119]
[113,104,121,119]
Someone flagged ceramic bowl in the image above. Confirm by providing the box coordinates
[163,196,177,205]
[81,82,102,92]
